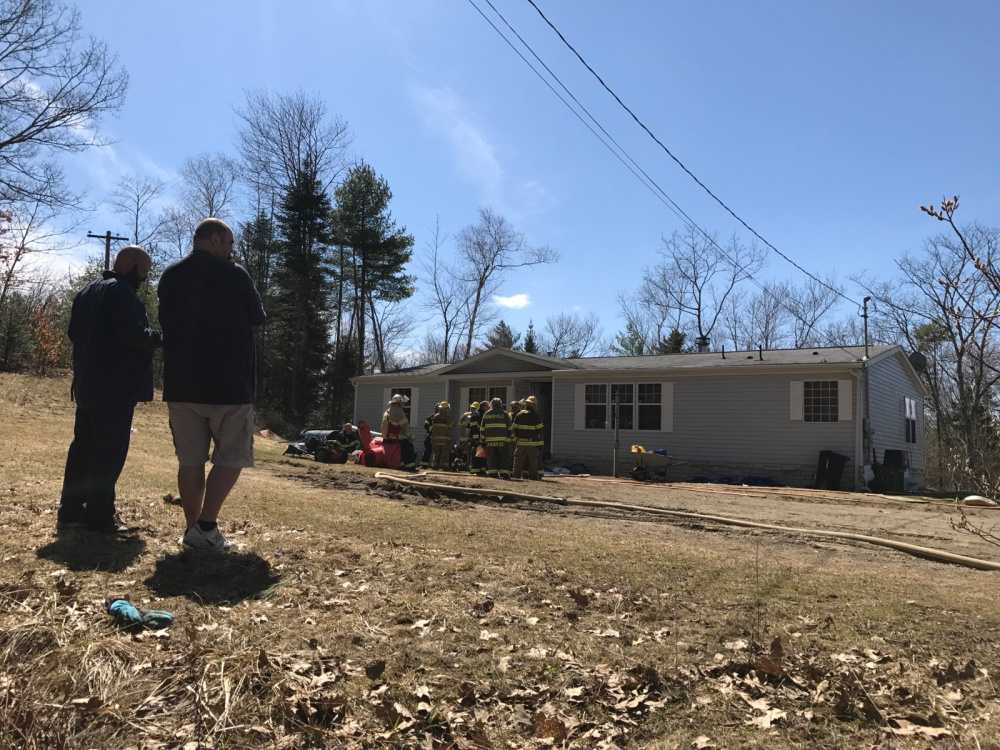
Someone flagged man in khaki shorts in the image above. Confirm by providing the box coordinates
[158,218,266,550]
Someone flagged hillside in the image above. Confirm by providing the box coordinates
[1,372,999,749]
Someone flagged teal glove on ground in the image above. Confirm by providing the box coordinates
[108,599,174,631]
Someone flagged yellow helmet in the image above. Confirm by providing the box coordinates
[438,401,451,410]
[524,396,538,408]
[470,401,480,409]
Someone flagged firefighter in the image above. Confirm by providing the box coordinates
[420,404,439,468]
[381,393,417,470]
[326,422,360,463]
[458,402,477,471]
[482,397,512,479]
[512,395,544,480]
[507,400,522,457]
[430,401,455,470]
[468,400,489,476]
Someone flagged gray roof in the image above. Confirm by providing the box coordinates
[570,345,895,371]
[353,345,901,381]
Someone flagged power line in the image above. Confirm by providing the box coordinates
[523,0,854,307]
[467,0,865,351]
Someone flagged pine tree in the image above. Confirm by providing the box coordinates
[485,319,520,349]
[334,162,414,374]
[523,321,539,354]
[659,329,687,354]
[610,321,647,356]
[268,164,334,428]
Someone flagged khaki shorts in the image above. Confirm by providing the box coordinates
[168,402,255,468]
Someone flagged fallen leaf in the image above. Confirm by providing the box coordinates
[887,718,952,738]
[749,708,787,729]
[692,737,717,749]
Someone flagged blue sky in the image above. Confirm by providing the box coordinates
[54,0,1000,347]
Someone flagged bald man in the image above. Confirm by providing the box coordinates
[58,246,162,534]
[158,218,266,551]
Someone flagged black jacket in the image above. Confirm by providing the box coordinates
[158,250,266,404]
[69,271,162,409]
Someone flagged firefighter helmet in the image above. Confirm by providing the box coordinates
[524,396,538,408]
[439,401,451,410]
[390,393,409,405]
[470,401,480,409]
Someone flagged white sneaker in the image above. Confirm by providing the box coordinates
[182,524,234,551]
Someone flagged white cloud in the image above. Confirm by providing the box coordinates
[410,85,503,198]
[493,293,530,309]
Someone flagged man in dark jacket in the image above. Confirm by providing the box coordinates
[158,218,266,551]
[58,246,161,533]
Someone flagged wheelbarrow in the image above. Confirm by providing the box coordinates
[631,452,671,482]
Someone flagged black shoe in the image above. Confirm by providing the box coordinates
[87,516,139,535]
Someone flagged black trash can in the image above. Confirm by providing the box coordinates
[815,450,849,490]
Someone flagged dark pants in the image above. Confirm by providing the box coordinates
[400,439,416,469]
[486,443,510,478]
[421,437,433,467]
[59,405,135,528]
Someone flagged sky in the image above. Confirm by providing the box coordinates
[44,0,1000,350]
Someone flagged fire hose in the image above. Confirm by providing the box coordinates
[373,471,1000,571]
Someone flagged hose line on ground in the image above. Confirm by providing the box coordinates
[373,471,1000,572]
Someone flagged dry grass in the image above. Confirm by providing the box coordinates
[2,371,1000,749]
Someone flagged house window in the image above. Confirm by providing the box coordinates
[610,383,634,430]
[468,386,508,408]
[488,386,507,403]
[803,381,838,422]
[469,388,487,407]
[905,397,917,444]
[585,384,607,429]
[637,383,662,430]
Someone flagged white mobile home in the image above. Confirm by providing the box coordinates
[351,345,927,490]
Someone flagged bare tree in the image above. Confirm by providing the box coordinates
[0,0,128,209]
[235,88,352,204]
[178,152,240,221]
[455,207,558,358]
[641,227,765,349]
[417,217,472,363]
[543,311,604,358]
[786,275,845,347]
[857,228,1000,478]
[0,197,68,317]
[107,173,168,253]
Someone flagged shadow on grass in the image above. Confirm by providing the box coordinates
[36,529,146,572]
[145,550,282,605]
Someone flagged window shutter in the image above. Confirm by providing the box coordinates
[574,383,586,430]
[460,387,470,413]
[790,381,804,421]
[661,382,674,432]
[838,380,853,421]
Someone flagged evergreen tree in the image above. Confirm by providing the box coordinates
[237,213,281,402]
[268,164,334,428]
[485,319,520,349]
[659,329,687,353]
[523,320,539,354]
[610,321,647,356]
[334,162,415,374]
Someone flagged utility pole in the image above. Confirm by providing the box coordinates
[87,230,130,271]
[862,296,871,360]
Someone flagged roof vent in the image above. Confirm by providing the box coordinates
[812,351,819,355]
